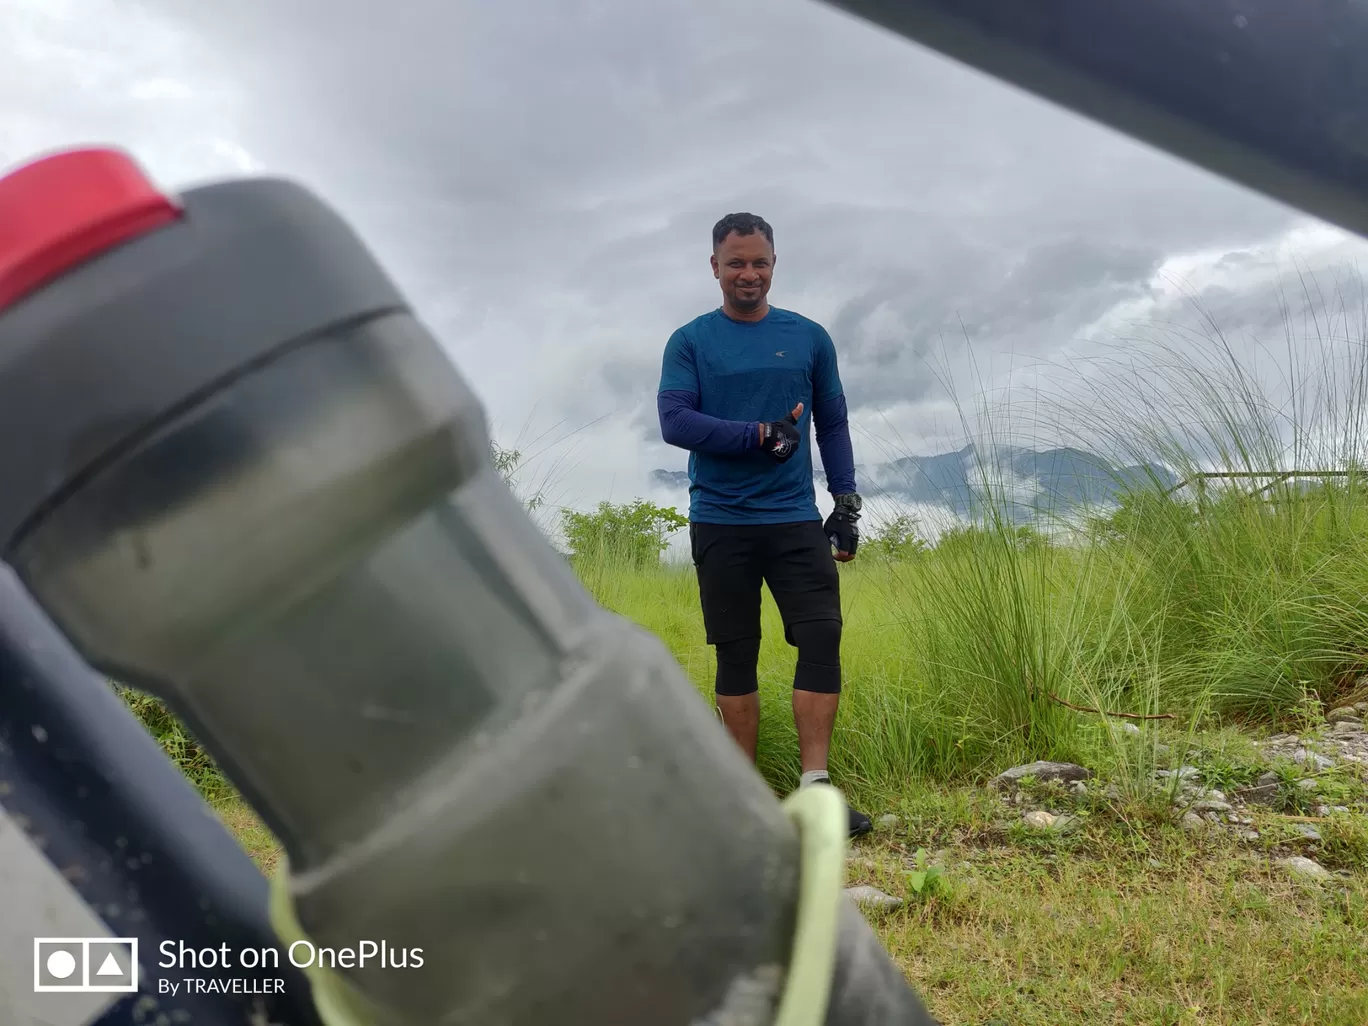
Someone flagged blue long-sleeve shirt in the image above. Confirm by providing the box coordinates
[656,307,857,524]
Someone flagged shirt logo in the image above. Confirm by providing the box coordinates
[775,351,786,357]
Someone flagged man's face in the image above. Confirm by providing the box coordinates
[711,230,774,311]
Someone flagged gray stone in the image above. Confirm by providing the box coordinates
[1326,706,1362,724]
[990,761,1093,790]
[1179,811,1207,833]
[1257,771,1280,787]
[1355,702,1368,715]
[1119,722,1141,736]
[1235,828,1260,841]
[1297,778,1320,791]
[1069,780,1088,796]
[1331,720,1364,737]
[1156,765,1200,780]
[875,813,901,831]
[1277,856,1332,882]
[1292,748,1335,771]
[1022,810,1057,830]
[1291,824,1322,842]
[1191,799,1234,814]
[1330,805,1351,814]
[845,885,905,911]
[1052,814,1084,834]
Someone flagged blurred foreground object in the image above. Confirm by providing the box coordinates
[0,146,936,1025]
[820,0,1368,238]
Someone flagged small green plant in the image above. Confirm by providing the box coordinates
[1193,756,1261,795]
[904,847,949,899]
[490,441,522,481]
[490,440,547,513]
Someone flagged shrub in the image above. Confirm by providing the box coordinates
[864,513,929,562]
[561,498,688,570]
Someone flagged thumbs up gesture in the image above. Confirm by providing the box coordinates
[759,402,803,462]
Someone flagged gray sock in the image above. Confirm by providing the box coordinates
[799,769,831,788]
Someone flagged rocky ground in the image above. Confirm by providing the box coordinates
[216,701,1368,1024]
[827,704,1368,1022]
[844,701,1368,909]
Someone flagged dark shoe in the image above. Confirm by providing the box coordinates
[798,773,873,838]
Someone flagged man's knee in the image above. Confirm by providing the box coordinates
[790,619,842,693]
[714,636,761,696]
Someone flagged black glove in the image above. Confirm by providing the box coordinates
[824,506,859,556]
[760,413,800,463]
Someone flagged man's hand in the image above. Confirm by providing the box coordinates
[824,503,859,562]
[759,402,803,462]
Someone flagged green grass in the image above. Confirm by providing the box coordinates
[114,301,1368,1024]
[854,821,1368,1026]
[193,485,1368,1025]
[570,481,1368,816]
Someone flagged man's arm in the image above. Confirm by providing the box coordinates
[657,329,760,454]
[812,393,856,495]
[658,391,760,453]
[811,327,857,495]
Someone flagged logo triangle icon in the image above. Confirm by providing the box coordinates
[96,952,123,977]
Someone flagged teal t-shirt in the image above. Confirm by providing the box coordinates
[658,306,843,524]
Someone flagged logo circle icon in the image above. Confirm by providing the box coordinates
[46,950,77,979]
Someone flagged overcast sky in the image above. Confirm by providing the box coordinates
[7,0,1368,533]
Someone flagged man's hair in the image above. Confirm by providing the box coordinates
[712,212,774,250]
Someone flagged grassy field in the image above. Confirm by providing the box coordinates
[194,496,1368,1025]
[574,481,1368,798]
[131,325,1368,1024]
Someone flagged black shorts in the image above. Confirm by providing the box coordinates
[689,520,841,646]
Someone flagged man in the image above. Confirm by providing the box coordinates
[657,212,871,838]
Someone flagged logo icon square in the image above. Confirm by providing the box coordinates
[34,937,139,993]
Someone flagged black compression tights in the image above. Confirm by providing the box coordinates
[714,620,843,696]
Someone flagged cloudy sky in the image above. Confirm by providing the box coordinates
[6,0,1368,536]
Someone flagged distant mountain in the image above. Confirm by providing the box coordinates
[650,444,1177,523]
[650,469,691,490]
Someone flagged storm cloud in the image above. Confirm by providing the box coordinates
[5,0,1368,517]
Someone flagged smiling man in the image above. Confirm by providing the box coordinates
[657,212,869,838]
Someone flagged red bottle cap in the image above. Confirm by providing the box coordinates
[0,146,182,312]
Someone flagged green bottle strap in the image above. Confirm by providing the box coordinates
[268,859,381,1026]
[266,782,849,1026]
[774,782,848,1026]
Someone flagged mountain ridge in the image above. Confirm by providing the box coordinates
[650,444,1177,521]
